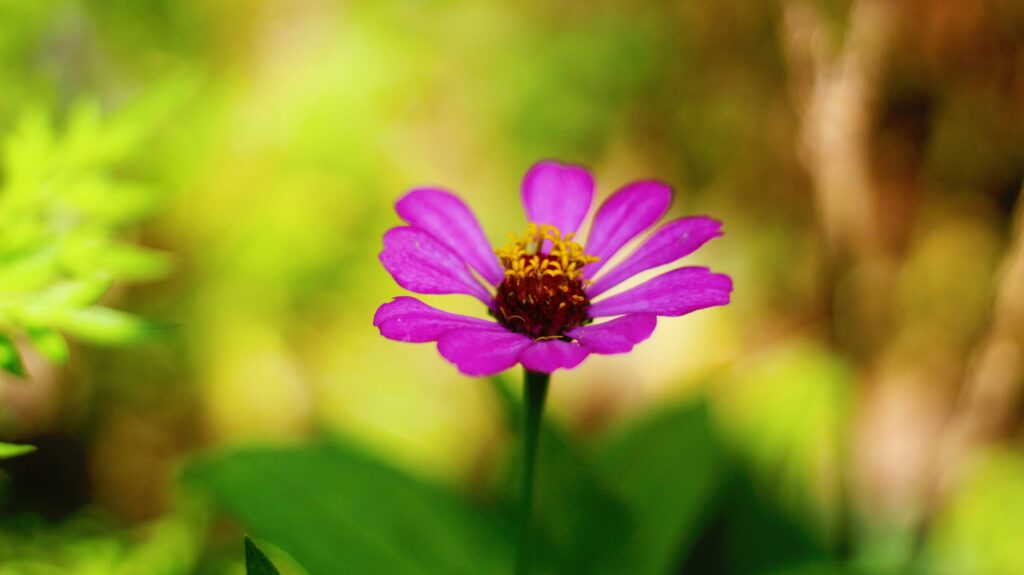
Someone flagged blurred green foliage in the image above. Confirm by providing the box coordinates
[0,443,35,460]
[0,0,1020,574]
[924,450,1024,575]
[713,341,852,532]
[186,398,722,575]
[0,82,192,376]
[0,502,208,575]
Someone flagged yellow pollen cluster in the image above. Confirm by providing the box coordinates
[495,223,599,281]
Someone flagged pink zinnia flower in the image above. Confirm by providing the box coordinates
[374,160,732,376]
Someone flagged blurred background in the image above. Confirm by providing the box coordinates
[0,0,1022,573]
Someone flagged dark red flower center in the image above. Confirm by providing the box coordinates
[489,224,598,339]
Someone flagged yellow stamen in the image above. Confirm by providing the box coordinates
[495,223,599,281]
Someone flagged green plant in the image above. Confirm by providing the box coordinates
[0,82,191,376]
[245,536,282,575]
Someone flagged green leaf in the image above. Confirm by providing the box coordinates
[0,442,36,459]
[245,536,282,575]
[63,240,174,281]
[184,442,513,575]
[0,249,60,293]
[57,307,153,345]
[695,470,835,575]
[0,334,26,378]
[66,178,164,225]
[40,278,113,308]
[592,400,723,575]
[27,327,69,365]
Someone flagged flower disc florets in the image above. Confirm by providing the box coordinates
[491,223,599,339]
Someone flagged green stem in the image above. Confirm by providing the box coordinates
[516,369,550,575]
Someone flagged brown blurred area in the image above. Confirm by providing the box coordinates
[781,0,1023,526]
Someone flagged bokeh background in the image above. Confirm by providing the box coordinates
[0,0,1022,573]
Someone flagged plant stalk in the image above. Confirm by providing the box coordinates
[516,369,549,575]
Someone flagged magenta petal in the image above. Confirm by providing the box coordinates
[589,266,732,317]
[583,181,672,278]
[521,160,594,234]
[374,297,502,343]
[380,227,492,304]
[518,340,590,373]
[396,188,504,285]
[588,216,723,298]
[567,314,657,354]
[437,327,533,376]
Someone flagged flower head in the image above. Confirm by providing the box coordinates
[374,160,732,376]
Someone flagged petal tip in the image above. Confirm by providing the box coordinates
[521,160,595,233]
[394,186,453,217]
[517,340,590,373]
